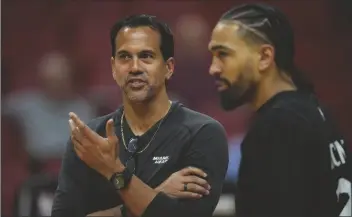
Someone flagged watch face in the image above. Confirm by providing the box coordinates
[114,174,125,189]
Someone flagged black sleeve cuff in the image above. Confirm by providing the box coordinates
[141,192,177,217]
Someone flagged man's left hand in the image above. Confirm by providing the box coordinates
[69,112,124,179]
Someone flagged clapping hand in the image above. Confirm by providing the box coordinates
[69,112,124,179]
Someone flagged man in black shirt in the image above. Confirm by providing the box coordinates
[51,15,229,217]
[208,3,351,217]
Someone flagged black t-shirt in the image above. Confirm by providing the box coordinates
[51,101,229,217]
[236,91,351,217]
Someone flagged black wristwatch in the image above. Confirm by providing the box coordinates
[109,166,133,190]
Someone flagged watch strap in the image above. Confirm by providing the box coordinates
[122,166,133,186]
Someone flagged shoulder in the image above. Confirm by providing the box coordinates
[172,106,228,154]
[176,107,229,178]
[248,96,325,150]
[267,92,325,124]
[257,93,327,130]
[176,105,226,137]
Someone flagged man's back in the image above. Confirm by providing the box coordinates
[236,91,351,217]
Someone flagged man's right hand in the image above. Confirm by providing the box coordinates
[155,167,211,199]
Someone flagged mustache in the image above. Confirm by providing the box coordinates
[125,71,148,83]
[214,75,231,87]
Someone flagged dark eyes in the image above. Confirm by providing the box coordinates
[117,52,154,60]
[139,52,154,59]
[117,53,131,60]
[217,51,228,58]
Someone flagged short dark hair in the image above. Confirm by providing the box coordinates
[220,3,314,93]
[110,14,174,61]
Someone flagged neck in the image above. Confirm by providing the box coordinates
[250,72,296,110]
[123,90,171,135]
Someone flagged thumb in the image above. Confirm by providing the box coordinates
[106,119,118,145]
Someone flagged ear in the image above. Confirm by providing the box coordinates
[111,57,117,80]
[258,44,275,72]
[165,57,175,81]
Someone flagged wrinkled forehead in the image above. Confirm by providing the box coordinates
[115,27,161,53]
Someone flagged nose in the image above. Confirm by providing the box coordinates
[209,59,221,76]
[130,57,140,73]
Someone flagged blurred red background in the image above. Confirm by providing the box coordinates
[2,1,351,216]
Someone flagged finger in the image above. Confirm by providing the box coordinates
[175,191,203,199]
[69,112,86,130]
[75,147,84,160]
[69,119,76,131]
[72,138,85,159]
[184,183,209,195]
[105,119,118,145]
[71,136,84,151]
[69,112,99,143]
[105,119,115,139]
[183,175,210,189]
[70,120,92,149]
[180,167,207,178]
[70,120,86,145]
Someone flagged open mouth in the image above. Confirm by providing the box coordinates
[215,80,227,91]
[127,79,147,89]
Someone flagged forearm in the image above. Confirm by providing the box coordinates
[86,206,122,216]
[118,176,158,217]
[140,192,213,217]
[118,175,197,217]
[121,181,216,217]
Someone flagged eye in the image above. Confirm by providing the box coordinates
[217,51,228,58]
[117,53,131,60]
[139,52,154,60]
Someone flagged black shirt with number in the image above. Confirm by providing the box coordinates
[236,91,351,217]
[51,101,229,217]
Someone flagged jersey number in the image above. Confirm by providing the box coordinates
[336,178,351,216]
[329,140,351,216]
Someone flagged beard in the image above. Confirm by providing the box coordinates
[219,85,248,111]
[216,75,256,111]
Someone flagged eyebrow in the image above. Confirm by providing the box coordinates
[209,44,232,52]
[139,49,156,55]
[116,50,129,56]
[116,49,156,55]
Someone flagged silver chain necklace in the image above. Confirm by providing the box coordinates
[120,101,172,154]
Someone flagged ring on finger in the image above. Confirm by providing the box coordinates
[184,183,188,191]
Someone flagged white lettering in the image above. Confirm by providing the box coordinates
[152,156,169,164]
[330,140,346,169]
